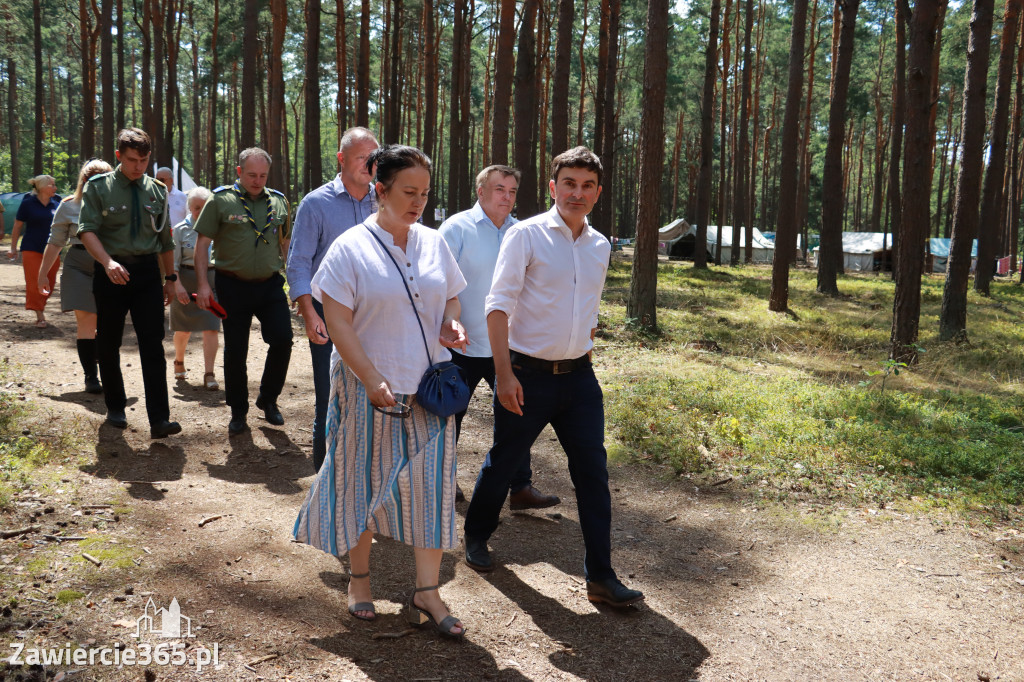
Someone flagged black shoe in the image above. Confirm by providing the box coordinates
[456,484,466,502]
[255,394,284,425]
[586,578,645,608]
[104,411,128,428]
[228,418,249,436]
[465,537,494,573]
[84,376,103,394]
[150,420,182,439]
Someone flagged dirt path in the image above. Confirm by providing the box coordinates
[1,257,1022,682]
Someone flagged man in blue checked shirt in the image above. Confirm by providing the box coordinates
[286,127,379,471]
[438,165,560,510]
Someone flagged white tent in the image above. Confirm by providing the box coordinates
[152,157,198,192]
[705,225,776,263]
[657,218,690,255]
[812,232,893,272]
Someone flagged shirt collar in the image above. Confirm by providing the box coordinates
[548,204,591,241]
[470,201,514,231]
[333,174,374,201]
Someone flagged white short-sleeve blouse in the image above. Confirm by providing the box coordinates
[311,216,467,394]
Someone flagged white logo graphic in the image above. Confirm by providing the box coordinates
[134,597,194,639]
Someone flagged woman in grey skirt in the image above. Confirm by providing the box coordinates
[37,158,114,394]
[171,187,221,390]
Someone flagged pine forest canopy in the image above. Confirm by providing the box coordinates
[0,0,1019,260]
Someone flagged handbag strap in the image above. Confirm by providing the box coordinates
[364,225,434,366]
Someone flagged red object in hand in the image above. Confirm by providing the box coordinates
[190,293,227,319]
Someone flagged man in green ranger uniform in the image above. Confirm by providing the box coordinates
[77,127,182,439]
[194,147,293,436]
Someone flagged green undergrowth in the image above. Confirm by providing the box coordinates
[601,260,1024,516]
[0,360,75,511]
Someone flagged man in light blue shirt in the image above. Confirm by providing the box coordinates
[439,165,559,510]
[287,127,379,471]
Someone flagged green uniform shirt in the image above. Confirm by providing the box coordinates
[194,183,290,280]
[77,166,172,256]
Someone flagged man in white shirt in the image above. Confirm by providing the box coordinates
[463,147,644,609]
[439,165,559,509]
[156,167,188,228]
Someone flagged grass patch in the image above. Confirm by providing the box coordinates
[76,537,141,569]
[56,590,86,604]
[601,261,1024,514]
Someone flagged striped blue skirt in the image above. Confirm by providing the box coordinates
[293,359,459,555]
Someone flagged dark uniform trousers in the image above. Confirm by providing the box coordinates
[463,361,615,582]
[215,271,293,418]
[92,257,170,425]
[449,350,532,493]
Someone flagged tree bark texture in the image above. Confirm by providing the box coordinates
[551,0,574,157]
[514,0,539,217]
[7,59,19,190]
[490,0,516,164]
[890,0,944,363]
[735,0,754,263]
[817,0,860,295]
[626,0,670,331]
[33,0,43,175]
[303,0,322,192]
[357,0,370,126]
[768,0,809,312]
[422,0,438,226]
[596,0,620,237]
[886,0,907,263]
[694,0,721,270]
[975,0,1022,294]
[268,0,287,190]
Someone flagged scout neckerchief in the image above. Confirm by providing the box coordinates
[232,182,274,247]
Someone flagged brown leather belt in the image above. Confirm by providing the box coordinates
[179,264,195,270]
[510,351,591,375]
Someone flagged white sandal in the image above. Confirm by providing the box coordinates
[204,372,219,390]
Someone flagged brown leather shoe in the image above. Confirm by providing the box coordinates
[509,485,560,510]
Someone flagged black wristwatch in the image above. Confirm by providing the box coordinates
[164,274,178,282]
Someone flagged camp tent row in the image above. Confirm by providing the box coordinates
[809,232,978,273]
[661,221,776,263]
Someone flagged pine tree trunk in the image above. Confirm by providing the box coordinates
[768,0,809,312]
[886,1,907,271]
[736,0,754,263]
[447,0,468,216]
[514,0,539,217]
[490,0,515,164]
[422,0,438,226]
[626,0,670,331]
[891,0,943,362]
[385,0,403,142]
[206,0,219,186]
[33,0,43,175]
[596,0,620,237]
[303,0,322,192]
[100,0,114,160]
[818,0,861,296]
[551,0,574,156]
[7,59,19,189]
[268,0,287,189]
[694,0,721,270]
[356,0,370,126]
[78,0,95,161]
[335,0,347,137]
[116,0,125,133]
[975,0,1023,294]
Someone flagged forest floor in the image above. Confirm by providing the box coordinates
[1,254,1023,682]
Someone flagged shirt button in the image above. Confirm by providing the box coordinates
[406,263,411,267]
[409,276,414,281]
[414,293,419,298]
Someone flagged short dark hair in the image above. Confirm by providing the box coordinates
[366,145,432,192]
[551,146,602,185]
[238,147,273,169]
[116,128,152,156]
[476,165,521,190]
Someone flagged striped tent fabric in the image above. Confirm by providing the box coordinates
[294,359,459,554]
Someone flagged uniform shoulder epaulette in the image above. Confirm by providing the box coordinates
[213,185,233,193]
[87,172,113,183]
[152,178,166,188]
[268,188,285,197]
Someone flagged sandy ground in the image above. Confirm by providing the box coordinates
[0,256,1023,682]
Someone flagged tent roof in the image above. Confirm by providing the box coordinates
[929,238,978,258]
[658,218,690,241]
[812,232,894,254]
[700,225,775,249]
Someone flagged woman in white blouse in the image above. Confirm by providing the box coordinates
[293,145,469,639]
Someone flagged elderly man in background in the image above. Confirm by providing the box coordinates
[439,165,559,509]
[156,166,188,228]
[286,126,379,472]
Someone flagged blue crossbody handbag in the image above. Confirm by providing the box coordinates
[365,226,470,418]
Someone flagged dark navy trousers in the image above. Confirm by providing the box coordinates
[450,350,532,493]
[463,361,615,582]
[309,297,332,471]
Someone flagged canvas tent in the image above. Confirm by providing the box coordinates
[657,218,690,255]
[153,158,198,192]
[0,192,28,236]
[928,238,977,272]
[668,224,775,263]
[812,232,893,272]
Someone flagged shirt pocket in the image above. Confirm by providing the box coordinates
[143,203,163,231]
[102,203,131,227]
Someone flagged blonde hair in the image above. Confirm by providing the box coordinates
[28,175,56,195]
[68,159,114,203]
